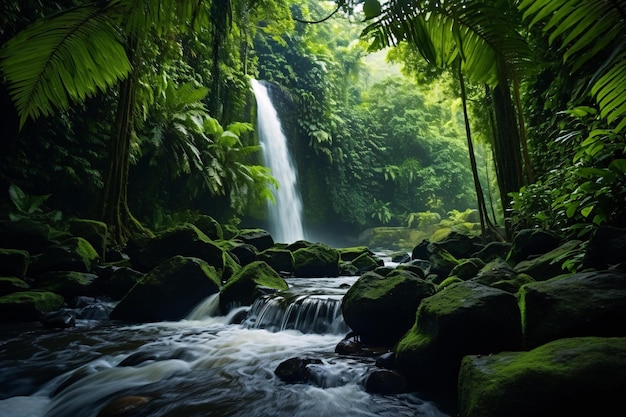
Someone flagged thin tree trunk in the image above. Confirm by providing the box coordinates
[458,61,504,242]
[512,73,535,183]
[492,58,525,238]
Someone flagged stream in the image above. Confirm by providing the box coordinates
[0,272,451,417]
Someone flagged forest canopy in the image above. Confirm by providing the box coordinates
[0,0,624,247]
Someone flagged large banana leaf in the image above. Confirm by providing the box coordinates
[519,0,626,132]
[361,0,532,85]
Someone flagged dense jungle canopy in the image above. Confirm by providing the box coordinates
[0,0,625,250]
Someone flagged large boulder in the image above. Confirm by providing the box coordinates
[507,228,561,264]
[37,271,99,301]
[518,270,626,349]
[94,266,145,300]
[0,219,51,254]
[236,229,274,252]
[514,239,583,281]
[30,237,100,274]
[68,219,108,260]
[219,261,288,313]
[258,248,295,274]
[0,290,65,322]
[395,281,522,391]
[341,270,435,345]
[350,252,384,275]
[126,224,226,273]
[337,246,376,262]
[459,337,626,417]
[583,226,626,270]
[0,248,29,278]
[191,215,223,241]
[110,256,221,322]
[0,276,30,296]
[293,243,340,277]
[428,232,482,260]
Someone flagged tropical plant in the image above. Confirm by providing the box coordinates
[370,198,393,224]
[518,0,626,133]
[359,0,533,240]
[6,183,61,222]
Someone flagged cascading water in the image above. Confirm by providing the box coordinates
[0,262,452,417]
[251,79,305,244]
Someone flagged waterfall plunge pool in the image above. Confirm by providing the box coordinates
[0,275,451,417]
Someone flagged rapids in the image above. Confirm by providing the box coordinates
[0,270,451,417]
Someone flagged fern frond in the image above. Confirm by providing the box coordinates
[0,5,131,128]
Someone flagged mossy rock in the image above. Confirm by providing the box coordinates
[219,261,288,313]
[37,271,99,301]
[227,242,259,266]
[395,281,523,392]
[507,228,561,264]
[110,256,221,322]
[337,246,375,262]
[126,224,226,273]
[258,248,295,274]
[459,337,626,417]
[0,219,51,254]
[293,243,340,277]
[69,219,108,259]
[341,269,435,345]
[191,215,223,240]
[30,237,100,275]
[514,240,583,281]
[518,270,626,349]
[0,248,29,278]
[351,252,384,275]
[427,245,460,278]
[0,276,30,296]
[0,290,64,322]
[450,258,485,280]
[490,273,535,293]
[437,276,463,291]
[236,229,274,252]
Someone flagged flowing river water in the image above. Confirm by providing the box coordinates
[0,272,451,417]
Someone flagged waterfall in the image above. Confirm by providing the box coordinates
[251,79,305,244]
[243,293,349,335]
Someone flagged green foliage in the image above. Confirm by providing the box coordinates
[510,109,626,238]
[519,0,626,132]
[406,211,441,229]
[6,183,61,222]
[362,0,532,85]
[370,199,393,225]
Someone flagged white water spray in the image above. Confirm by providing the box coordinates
[251,79,305,244]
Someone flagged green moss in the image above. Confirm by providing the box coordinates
[438,276,463,291]
[0,290,64,312]
[459,337,626,417]
[223,261,287,291]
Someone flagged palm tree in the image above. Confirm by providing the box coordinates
[361,0,533,239]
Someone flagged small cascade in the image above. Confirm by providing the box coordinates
[244,293,349,335]
[251,79,305,244]
[185,293,220,321]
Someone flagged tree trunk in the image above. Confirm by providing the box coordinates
[458,61,504,242]
[100,41,149,246]
[492,58,525,237]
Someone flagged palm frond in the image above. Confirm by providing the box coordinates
[0,4,131,128]
[361,1,531,85]
[519,0,626,131]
